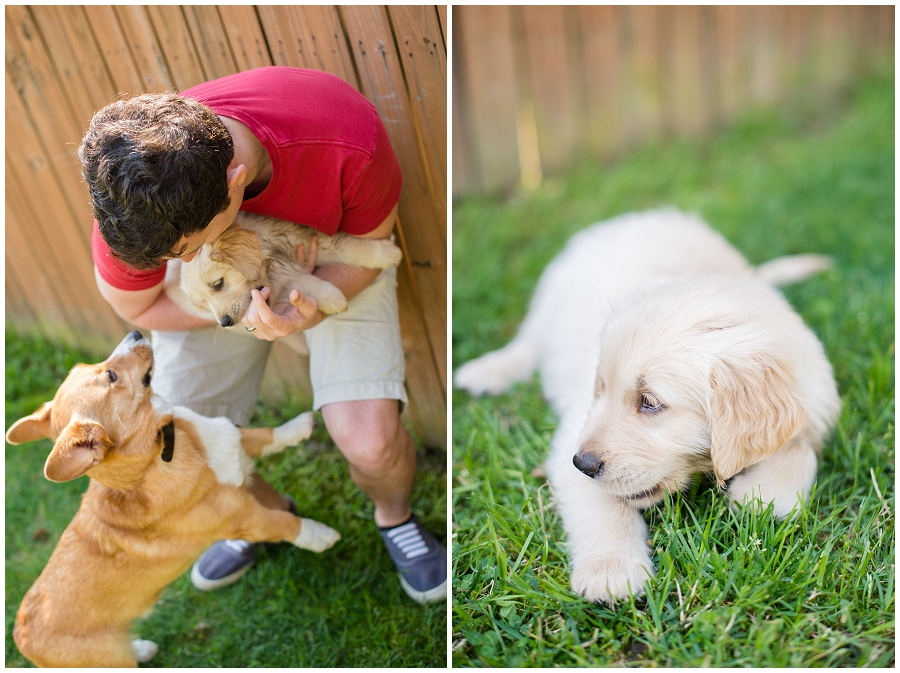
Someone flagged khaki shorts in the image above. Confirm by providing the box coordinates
[151,267,407,426]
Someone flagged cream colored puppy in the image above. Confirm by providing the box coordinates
[179,212,402,327]
[455,209,839,604]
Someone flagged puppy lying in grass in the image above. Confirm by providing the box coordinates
[6,331,340,667]
[179,211,403,327]
[455,209,840,604]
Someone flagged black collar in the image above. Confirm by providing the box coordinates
[160,420,175,462]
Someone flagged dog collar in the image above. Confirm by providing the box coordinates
[160,420,175,463]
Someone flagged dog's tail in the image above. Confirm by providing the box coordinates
[753,254,832,286]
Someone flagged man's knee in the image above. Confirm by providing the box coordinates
[322,400,408,468]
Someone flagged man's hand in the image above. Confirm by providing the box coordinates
[241,286,322,339]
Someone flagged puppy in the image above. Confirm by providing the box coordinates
[455,209,839,604]
[6,331,341,667]
[180,211,403,326]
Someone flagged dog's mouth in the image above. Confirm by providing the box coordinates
[623,483,663,502]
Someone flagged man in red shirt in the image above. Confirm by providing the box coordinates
[79,67,445,604]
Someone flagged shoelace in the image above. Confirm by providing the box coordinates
[224,539,253,553]
[386,521,430,559]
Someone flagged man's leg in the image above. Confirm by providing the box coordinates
[321,399,416,528]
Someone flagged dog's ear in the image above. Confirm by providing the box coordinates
[6,402,54,445]
[209,226,263,281]
[708,355,807,485]
[44,420,113,483]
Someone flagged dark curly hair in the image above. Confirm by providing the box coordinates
[77,92,235,269]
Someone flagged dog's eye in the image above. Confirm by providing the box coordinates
[212,278,224,292]
[106,369,117,383]
[639,393,664,414]
[142,369,152,387]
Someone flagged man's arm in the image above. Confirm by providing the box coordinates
[95,268,215,331]
[241,204,399,339]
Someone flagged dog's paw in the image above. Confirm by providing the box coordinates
[570,553,654,604]
[131,639,159,663]
[315,286,349,315]
[726,471,804,520]
[295,518,341,552]
[265,412,315,456]
[371,240,403,268]
[454,350,525,396]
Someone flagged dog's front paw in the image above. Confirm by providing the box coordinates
[131,639,159,663]
[727,471,805,520]
[570,553,654,604]
[295,518,341,552]
[266,412,315,455]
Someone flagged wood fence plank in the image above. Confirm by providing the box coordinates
[114,6,172,92]
[668,6,711,138]
[340,5,446,445]
[624,5,665,146]
[451,19,477,198]
[519,6,579,176]
[578,6,625,160]
[6,6,94,236]
[4,189,66,337]
[53,6,118,109]
[389,5,447,240]
[455,5,520,193]
[257,6,358,85]
[29,6,102,125]
[83,6,147,95]
[146,6,207,90]
[6,69,126,340]
[437,5,447,47]
[218,6,273,72]
[713,5,744,123]
[182,6,238,80]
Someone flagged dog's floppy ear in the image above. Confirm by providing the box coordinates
[209,226,263,281]
[6,402,54,445]
[708,354,807,485]
[44,420,113,482]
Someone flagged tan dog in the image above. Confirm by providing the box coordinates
[6,331,340,667]
[455,209,839,604]
[179,211,403,326]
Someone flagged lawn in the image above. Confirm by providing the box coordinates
[451,71,894,666]
[5,333,447,667]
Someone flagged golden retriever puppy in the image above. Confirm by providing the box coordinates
[180,212,402,327]
[454,209,839,604]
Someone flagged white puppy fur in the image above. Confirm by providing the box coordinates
[455,209,839,604]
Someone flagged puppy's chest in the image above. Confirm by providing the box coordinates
[174,408,252,486]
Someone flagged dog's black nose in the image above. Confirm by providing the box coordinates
[573,453,604,478]
[220,315,234,327]
[129,330,144,340]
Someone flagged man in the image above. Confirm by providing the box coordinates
[78,66,445,604]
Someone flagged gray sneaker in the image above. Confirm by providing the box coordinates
[190,497,297,591]
[380,514,447,604]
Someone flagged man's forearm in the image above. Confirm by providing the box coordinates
[122,292,217,331]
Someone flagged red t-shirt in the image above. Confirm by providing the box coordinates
[92,66,402,290]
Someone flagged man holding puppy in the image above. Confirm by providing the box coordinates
[79,66,445,605]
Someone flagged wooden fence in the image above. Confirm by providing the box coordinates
[5,5,447,448]
[453,5,894,197]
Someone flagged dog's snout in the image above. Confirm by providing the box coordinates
[573,452,604,478]
[219,315,234,327]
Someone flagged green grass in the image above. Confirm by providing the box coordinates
[452,71,894,667]
[5,332,447,667]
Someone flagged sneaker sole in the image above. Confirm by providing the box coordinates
[399,575,447,605]
[190,556,255,592]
